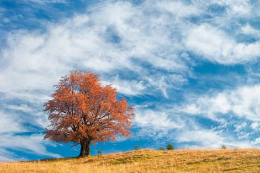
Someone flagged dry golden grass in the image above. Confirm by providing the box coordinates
[1,149,260,173]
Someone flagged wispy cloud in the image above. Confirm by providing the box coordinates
[185,24,260,64]
[0,111,25,134]
[101,76,146,96]
[134,108,184,131]
[177,85,260,121]
[0,134,60,159]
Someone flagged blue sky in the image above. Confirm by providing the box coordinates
[1,0,260,161]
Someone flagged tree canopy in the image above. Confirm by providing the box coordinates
[44,70,135,156]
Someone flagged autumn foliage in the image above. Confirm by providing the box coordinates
[44,70,135,157]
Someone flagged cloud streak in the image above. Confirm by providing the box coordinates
[185,24,260,64]
[177,85,260,121]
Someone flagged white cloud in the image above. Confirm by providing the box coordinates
[177,85,260,121]
[0,149,23,162]
[251,122,260,130]
[0,110,55,161]
[241,24,260,38]
[254,137,260,144]
[5,104,33,113]
[134,108,184,131]
[193,0,251,15]
[185,24,260,64]
[175,123,256,149]
[133,106,257,149]
[101,76,145,96]
[234,122,248,132]
[156,1,201,17]
[145,74,187,98]
[0,110,59,161]
[0,111,25,134]
[0,134,60,160]
[3,103,49,129]
[177,129,225,148]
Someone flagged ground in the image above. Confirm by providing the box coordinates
[1,149,260,173]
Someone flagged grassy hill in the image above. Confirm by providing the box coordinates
[1,149,260,173]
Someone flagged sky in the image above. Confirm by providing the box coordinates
[1,0,260,161]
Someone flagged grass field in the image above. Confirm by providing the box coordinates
[1,149,260,173]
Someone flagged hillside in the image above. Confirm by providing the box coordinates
[1,149,260,173]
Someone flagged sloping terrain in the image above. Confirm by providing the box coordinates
[1,149,260,173]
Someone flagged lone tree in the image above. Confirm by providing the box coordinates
[166,143,174,150]
[158,147,164,150]
[134,145,140,150]
[221,145,227,149]
[44,70,135,157]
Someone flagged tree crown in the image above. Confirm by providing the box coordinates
[44,70,135,145]
[166,143,174,150]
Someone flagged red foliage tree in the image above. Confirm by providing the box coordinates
[44,70,135,157]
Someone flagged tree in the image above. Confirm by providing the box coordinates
[44,70,135,157]
[97,150,102,156]
[166,143,174,150]
[221,145,227,149]
[135,145,140,150]
[158,147,164,150]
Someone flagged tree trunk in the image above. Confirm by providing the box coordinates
[78,139,91,157]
